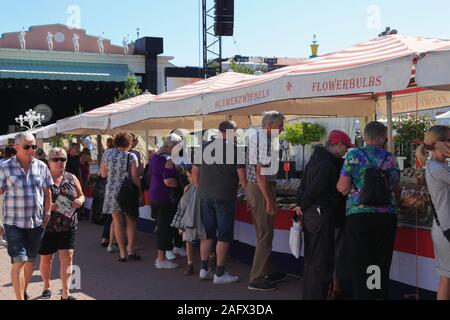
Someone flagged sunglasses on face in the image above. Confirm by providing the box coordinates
[22,145,38,151]
[50,157,67,163]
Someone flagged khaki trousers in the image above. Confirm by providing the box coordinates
[246,181,276,284]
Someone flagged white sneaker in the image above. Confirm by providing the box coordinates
[107,245,119,253]
[155,259,179,269]
[165,250,177,261]
[213,273,240,284]
[199,269,214,281]
[173,247,187,257]
[0,239,7,247]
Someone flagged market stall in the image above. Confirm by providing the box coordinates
[66,35,450,298]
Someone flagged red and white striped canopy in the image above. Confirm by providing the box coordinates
[57,93,155,134]
[417,45,450,90]
[109,35,450,132]
[57,35,450,134]
[109,72,258,130]
[202,35,450,115]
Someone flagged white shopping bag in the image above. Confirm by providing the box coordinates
[289,221,302,259]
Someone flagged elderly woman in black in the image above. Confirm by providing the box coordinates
[39,147,85,300]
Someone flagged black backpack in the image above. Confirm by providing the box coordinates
[356,149,392,207]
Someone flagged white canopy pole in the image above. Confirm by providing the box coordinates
[386,92,394,153]
[145,129,149,162]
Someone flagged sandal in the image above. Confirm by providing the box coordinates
[61,295,76,300]
[128,254,141,261]
[41,289,52,299]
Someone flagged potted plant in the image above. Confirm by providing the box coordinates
[281,122,326,171]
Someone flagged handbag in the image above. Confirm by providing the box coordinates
[170,185,193,229]
[430,198,450,243]
[171,203,186,229]
[117,154,140,220]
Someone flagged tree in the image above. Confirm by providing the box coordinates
[228,60,254,74]
[281,122,326,170]
[115,76,142,102]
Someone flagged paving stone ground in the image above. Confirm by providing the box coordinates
[0,220,302,300]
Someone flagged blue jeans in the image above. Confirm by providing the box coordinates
[200,199,235,243]
[3,225,44,264]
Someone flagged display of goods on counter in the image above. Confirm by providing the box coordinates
[398,168,433,228]
[276,196,298,210]
[237,179,301,199]
[400,168,426,187]
[276,179,301,196]
[236,180,299,210]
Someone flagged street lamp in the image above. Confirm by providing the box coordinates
[15,109,45,130]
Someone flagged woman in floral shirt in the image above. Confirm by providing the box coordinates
[337,121,401,300]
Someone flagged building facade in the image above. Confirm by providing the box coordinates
[0,24,174,133]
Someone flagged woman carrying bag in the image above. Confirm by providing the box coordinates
[101,132,143,262]
[416,126,450,300]
[150,133,184,269]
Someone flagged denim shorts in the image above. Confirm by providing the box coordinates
[200,199,235,243]
[3,225,45,264]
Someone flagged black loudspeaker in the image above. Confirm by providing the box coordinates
[134,37,164,55]
[214,0,234,36]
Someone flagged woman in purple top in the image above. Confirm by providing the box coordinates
[151,133,184,269]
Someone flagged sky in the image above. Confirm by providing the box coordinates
[0,0,449,66]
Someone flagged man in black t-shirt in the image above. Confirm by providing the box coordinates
[66,143,84,220]
[192,120,247,284]
[66,143,81,182]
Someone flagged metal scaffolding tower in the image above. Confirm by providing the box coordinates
[202,0,222,74]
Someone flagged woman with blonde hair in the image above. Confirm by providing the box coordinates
[416,125,450,300]
[39,147,85,300]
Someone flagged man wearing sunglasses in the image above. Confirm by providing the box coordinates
[0,132,53,300]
